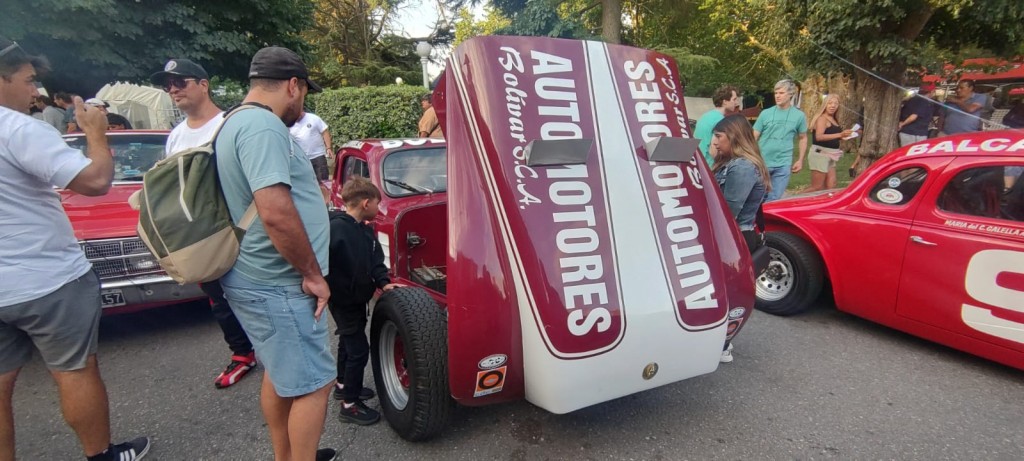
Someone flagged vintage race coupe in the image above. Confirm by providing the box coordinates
[62,131,205,313]
[329,36,757,441]
[755,130,1024,371]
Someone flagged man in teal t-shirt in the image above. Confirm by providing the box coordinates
[753,79,808,201]
[694,84,740,165]
[214,46,337,461]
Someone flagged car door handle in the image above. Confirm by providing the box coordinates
[910,236,938,246]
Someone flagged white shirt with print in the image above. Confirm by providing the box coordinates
[289,112,329,160]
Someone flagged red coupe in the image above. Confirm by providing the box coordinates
[755,130,1024,371]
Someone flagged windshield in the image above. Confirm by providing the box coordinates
[381,147,447,196]
[64,134,167,182]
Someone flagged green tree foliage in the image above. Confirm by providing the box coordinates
[453,6,511,46]
[488,0,592,38]
[304,0,429,86]
[0,0,313,95]
[309,85,430,139]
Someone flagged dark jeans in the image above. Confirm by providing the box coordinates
[310,155,329,181]
[329,302,369,402]
[200,280,254,356]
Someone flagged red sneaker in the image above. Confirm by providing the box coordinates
[214,352,257,389]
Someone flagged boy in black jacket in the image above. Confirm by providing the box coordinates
[327,177,398,425]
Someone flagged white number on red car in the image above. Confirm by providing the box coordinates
[962,249,1024,344]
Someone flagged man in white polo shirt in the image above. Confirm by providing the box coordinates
[290,110,332,181]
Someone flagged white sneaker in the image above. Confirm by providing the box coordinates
[720,344,734,363]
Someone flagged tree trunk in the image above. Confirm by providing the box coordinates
[852,69,903,172]
[602,0,622,44]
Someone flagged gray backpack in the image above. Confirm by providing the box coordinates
[130,105,257,284]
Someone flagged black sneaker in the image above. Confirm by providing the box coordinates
[333,384,375,401]
[338,400,380,425]
[316,448,337,461]
[110,436,150,460]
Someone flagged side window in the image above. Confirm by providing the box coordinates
[937,165,1024,223]
[869,167,928,206]
[341,156,369,183]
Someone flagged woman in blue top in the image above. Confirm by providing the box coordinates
[710,114,770,363]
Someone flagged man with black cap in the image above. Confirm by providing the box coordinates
[0,37,150,461]
[213,46,336,461]
[149,59,258,390]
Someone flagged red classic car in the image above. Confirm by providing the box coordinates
[62,130,205,313]
[755,130,1024,370]
[330,36,757,441]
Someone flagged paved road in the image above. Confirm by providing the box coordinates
[10,300,1024,460]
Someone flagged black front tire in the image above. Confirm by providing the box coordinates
[754,232,825,316]
[370,287,454,441]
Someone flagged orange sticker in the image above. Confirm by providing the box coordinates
[474,366,506,397]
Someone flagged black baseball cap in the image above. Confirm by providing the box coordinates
[149,59,210,85]
[248,46,322,93]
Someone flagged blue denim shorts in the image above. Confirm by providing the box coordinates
[220,269,335,397]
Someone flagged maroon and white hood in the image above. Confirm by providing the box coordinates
[441,37,754,413]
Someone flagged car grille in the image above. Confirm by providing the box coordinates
[80,237,164,280]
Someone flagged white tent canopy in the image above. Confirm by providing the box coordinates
[95,82,180,130]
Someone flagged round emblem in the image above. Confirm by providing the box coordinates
[729,307,746,320]
[478,354,507,370]
[642,362,659,380]
[164,60,177,71]
[876,188,904,204]
[888,177,902,188]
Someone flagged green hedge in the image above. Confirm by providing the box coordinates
[309,85,431,147]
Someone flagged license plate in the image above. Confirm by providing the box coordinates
[101,289,126,307]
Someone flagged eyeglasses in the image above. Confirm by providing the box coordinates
[0,41,24,59]
[163,77,199,92]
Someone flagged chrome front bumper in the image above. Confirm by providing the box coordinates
[99,275,205,309]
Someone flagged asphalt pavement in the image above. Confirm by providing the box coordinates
[10,299,1024,460]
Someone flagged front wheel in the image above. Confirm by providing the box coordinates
[370,287,454,441]
[754,232,825,316]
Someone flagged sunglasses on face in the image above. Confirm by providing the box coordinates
[163,77,199,92]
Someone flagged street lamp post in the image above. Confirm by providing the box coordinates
[415,41,432,88]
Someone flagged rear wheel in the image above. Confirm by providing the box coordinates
[754,232,824,316]
[370,287,454,441]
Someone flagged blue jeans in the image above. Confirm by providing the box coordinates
[220,269,335,397]
[766,166,792,202]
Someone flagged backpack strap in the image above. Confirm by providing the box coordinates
[210,104,262,230]
[238,204,258,231]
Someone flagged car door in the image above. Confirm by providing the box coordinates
[827,161,941,321]
[330,149,369,208]
[896,157,1024,352]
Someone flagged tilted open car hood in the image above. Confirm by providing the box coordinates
[439,36,755,412]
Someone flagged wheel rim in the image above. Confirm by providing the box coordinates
[756,247,795,302]
[380,321,410,410]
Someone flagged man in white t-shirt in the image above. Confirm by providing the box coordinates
[150,59,257,389]
[0,38,151,461]
[289,110,332,181]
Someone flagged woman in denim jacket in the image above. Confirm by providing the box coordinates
[712,114,771,235]
[710,114,771,363]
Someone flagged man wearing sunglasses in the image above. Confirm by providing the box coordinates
[0,38,150,461]
[149,59,258,390]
